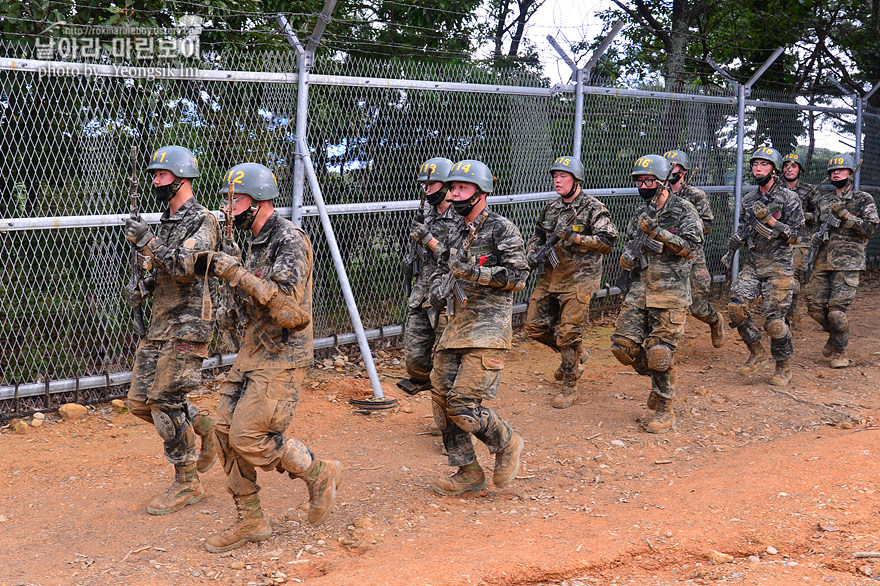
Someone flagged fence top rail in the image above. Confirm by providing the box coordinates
[1,186,735,232]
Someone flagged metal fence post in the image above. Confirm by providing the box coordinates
[296,136,390,404]
[573,67,584,159]
[732,82,746,277]
[855,94,863,189]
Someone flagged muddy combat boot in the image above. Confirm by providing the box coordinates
[554,345,587,381]
[550,380,578,409]
[830,352,851,369]
[738,342,769,376]
[768,360,792,386]
[493,432,524,488]
[302,459,343,526]
[432,461,486,496]
[146,463,204,515]
[396,378,432,395]
[708,315,726,349]
[205,494,272,553]
[644,397,675,434]
[192,413,218,473]
[647,390,660,411]
[822,335,834,358]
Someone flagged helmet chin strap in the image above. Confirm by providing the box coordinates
[565,181,580,199]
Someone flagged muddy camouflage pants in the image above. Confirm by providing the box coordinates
[403,304,447,383]
[612,304,687,399]
[215,366,312,496]
[728,266,794,361]
[127,338,208,465]
[689,256,719,325]
[524,284,591,351]
[431,348,514,468]
[804,269,860,353]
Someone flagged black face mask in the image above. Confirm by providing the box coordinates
[754,173,773,186]
[153,179,181,203]
[452,193,481,217]
[638,187,658,201]
[233,205,258,230]
[427,186,448,207]
[669,172,682,186]
[830,178,850,189]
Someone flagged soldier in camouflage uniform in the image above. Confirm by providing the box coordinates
[804,154,879,368]
[781,153,818,327]
[399,157,459,401]
[200,164,342,553]
[123,145,221,515]
[427,159,528,496]
[726,147,804,386]
[664,150,725,348]
[524,156,617,409]
[610,155,703,434]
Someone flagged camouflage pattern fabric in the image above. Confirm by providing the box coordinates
[613,305,687,399]
[215,367,308,496]
[143,196,221,343]
[404,204,459,383]
[739,180,805,278]
[430,349,513,467]
[789,180,818,247]
[525,192,618,293]
[729,268,795,360]
[622,193,704,310]
[524,192,616,351]
[214,211,317,496]
[224,212,314,371]
[672,185,718,323]
[676,184,713,236]
[127,339,208,465]
[810,187,879,271]
[435,209,529,350]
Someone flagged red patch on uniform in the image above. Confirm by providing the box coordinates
[479,255,488,266]
[255,270,264,278]
[772,211,781,219]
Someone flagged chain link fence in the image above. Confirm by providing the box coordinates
[1,38,877,415]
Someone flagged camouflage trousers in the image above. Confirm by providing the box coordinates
[788,245,809,321]
[403,303,446,384]
[523,283,591,350]
[127,338,208,465]
[804,269,860,353]
[689,256,720,325]
[215,366,312,496]
[612,304,687,399]
[728,266,794,361]
[430,349,514,468]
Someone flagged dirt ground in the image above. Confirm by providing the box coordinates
[2,276,880,586]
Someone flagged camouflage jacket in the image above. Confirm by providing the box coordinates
[673,184,713,262]
[435,208,530,350]
[623,193,703,309]
[525,191,618,293]
[408,204,460,309]
[787,179,818,245]
[145,196,221,343]
[812,187,879,271]
[229,212,314,371]
[740,179,804,278]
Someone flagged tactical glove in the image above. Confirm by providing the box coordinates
[830,201,850,220]
[556,225,580,245]
[619,249,636,271]
[526,249,539,270]
[449,258,479,282]
[637,213,661,239]
[124,215,155,249]
[409,218,433,244]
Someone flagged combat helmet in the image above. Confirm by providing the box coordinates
[146,145,200,179]
[223,163,279,201]
[749,146,783,173]
[446,159,495,193]
[549,156,585,182]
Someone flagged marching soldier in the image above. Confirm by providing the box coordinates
[610,155,703,434]
[123,145,221,514]
[399,157,459,401]
[201,163,341,553]
[524,156,617,409]
[663,150,725,348]
[804,154,879,368]
[781,153,817,327]
[726,147,804,386]
[428,159,528,495]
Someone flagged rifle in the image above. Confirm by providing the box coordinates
[438,210,488,317]
[533,200,588,275]
[802,159,862,283]
[720,181,784,278]
[614,192,662,296]
[220,180,241,352]
[404,170,431,295]
[127,145,148,337]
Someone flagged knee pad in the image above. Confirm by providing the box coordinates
[645,341,674,372]
[151,408,186,444]
[611,334,640,366]
[727,302,749,326]
[828,309,848,333]
[765,318,789,340]
[808,307,828,329]
[448,406,482,434]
